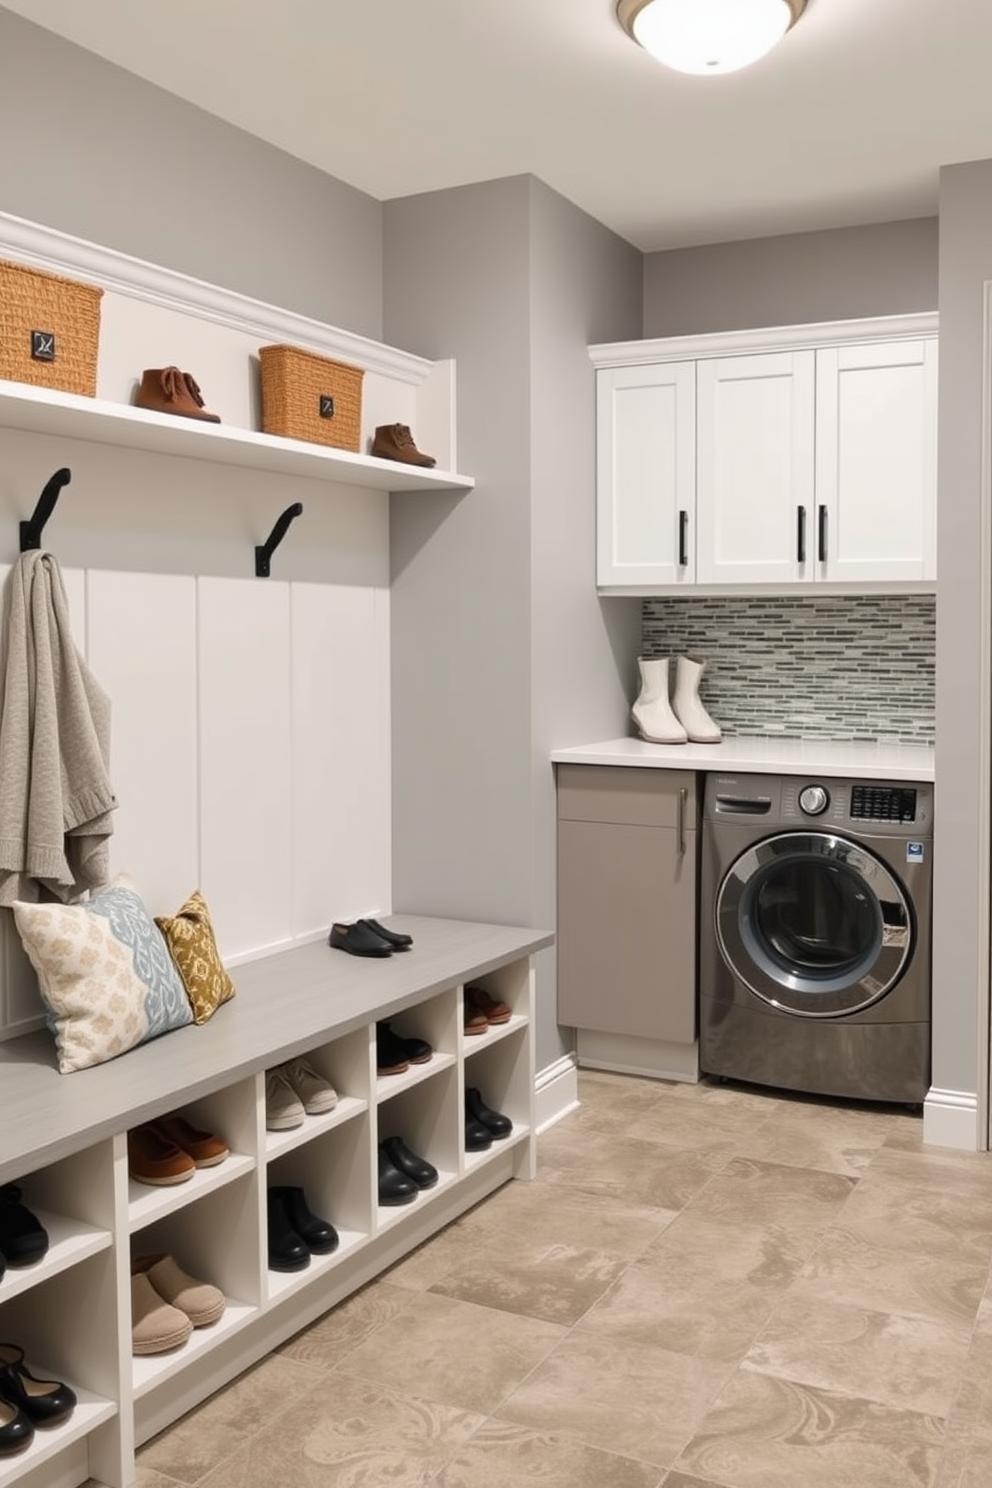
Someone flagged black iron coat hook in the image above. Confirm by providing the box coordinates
[20,467,71,552]
[255,501,303,577]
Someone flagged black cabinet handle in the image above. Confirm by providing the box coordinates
[818,504,827,562]
[797,505,807,563]
[678,509,688,567]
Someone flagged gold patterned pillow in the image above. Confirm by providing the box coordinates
[155,890,236,1024]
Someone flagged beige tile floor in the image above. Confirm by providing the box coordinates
[132,1070,992,1488]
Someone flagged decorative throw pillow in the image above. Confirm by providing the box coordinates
[155,890,236,1025]
[11,876,194,1074]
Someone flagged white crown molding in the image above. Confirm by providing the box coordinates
[590,312,940,368]
[0,209,432,386]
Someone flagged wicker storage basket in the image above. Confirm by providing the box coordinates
[258,343,364,451]
[0,259,103,397]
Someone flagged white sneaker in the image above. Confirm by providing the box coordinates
[265,1068,305,1130]
[282,1056,338,1116]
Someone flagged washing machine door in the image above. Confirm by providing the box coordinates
[715,831,913,1017]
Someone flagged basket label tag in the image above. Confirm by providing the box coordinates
[31,330,56,362]
[319,394,335,419]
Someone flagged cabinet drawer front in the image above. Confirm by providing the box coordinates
[557,765,697,826]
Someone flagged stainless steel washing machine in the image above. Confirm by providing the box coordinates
[699,772,933,1104]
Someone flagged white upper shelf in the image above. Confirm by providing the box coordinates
[0,379,475,495]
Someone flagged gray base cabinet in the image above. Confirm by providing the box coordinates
[556,765,698,1047]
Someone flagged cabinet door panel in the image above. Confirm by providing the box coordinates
[597,362,695,587]
[557,819,696,1043]
[816,340,937,582]
[696,351,815,585]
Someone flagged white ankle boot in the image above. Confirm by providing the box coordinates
[672,655,722,743]
[631,656,687,744]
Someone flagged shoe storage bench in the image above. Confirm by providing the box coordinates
[0,915,548,1488]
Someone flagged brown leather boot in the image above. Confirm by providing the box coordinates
[136,367,221,423]
[371,423,436,467]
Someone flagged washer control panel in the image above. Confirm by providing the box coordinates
[850,784,918,823]
[798,784,829,816]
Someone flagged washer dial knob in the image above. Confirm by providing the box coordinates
[799,784,829,816]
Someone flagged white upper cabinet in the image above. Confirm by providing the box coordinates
[815,338,937,584]
[596,360,696,586]
[591,314,938,594]
[696,349,815,585]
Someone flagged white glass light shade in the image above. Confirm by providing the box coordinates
[623,0,802,76]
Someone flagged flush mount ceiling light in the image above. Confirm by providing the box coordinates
[617,0,807,75]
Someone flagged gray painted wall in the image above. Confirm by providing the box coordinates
[643,218,939,337]
[0,11,383,337]
[384,176,642,1069]
[528,180,642,1064]
[933,160,992,1109]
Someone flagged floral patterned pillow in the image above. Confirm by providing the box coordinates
[11,876,193,1073]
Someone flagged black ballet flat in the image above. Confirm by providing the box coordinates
[0,1346,76,1427]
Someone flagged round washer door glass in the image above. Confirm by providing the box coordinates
[715,831,912,1017]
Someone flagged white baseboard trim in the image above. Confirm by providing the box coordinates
[576,1029,699,1084]
[535,1054,580,1133]
[923,1087,980,1150]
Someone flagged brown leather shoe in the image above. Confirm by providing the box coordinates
[149,1114,229,1168]
[136,366,221,422]
[466,985,511,1026]
[371,423,436,467]
[127,1124,196,1186]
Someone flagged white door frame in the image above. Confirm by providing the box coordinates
[980,282,992,1150]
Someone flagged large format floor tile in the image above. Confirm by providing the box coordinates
[674,1370,945,1488]
[135,1070,992,1488]
[338,1288,567,1414]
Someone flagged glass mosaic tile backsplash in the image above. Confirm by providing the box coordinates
[641,595,935,745]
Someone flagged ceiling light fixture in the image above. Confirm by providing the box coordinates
[617,0,807,76]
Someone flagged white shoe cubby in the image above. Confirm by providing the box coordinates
[0,916,548,1488]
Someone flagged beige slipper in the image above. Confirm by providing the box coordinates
[130,1272,192,1356]
[132,1254,225,1328]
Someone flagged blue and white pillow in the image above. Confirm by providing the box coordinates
[12,875,193,1073]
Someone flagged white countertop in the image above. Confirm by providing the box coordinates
[550,735,935,782]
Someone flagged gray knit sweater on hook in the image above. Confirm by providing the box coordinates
[0,550,117,905]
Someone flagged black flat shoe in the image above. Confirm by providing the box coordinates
[466,1087,513,1140]
[269,1186,339,1256]
[375,1023,411,1075]
[382,1136,438,1190]
[0,1186,48,1267]
[465,1117,493,1152]
[377,1146,418,1206]
[328,921,392,958]
[265,1189,310,1271]
[377,1021,432,1065]
[0,1398,32,1457]
[0,1352,76,1428]
[359,917,413,950]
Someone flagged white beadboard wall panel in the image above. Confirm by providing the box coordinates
[86,570,199,908]
[1,912,42,1033]
[197,577,294,959]
[290,583,391,936]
